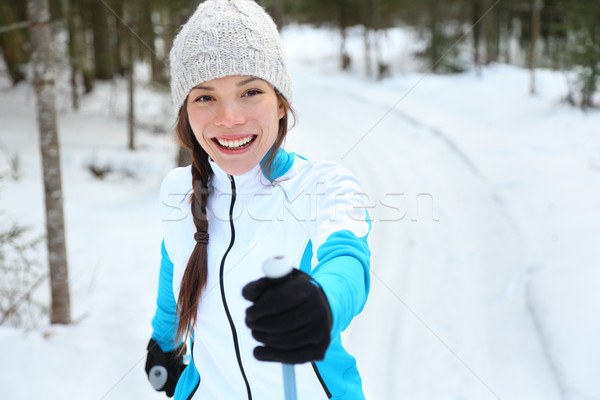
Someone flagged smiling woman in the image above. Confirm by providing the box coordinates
[144,1,372,400]
[185,75,285,176]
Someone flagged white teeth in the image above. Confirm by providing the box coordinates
[217,136,254,149]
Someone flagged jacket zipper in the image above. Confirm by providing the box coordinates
[219,175,253,399]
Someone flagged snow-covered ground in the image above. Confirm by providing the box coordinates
[1,24,599,400]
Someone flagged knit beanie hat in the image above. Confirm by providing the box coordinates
[169,0,292,116]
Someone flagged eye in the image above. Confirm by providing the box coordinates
[243,89,263,97]
[194,95,214,103]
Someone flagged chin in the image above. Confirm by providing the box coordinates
[219,161,257,176]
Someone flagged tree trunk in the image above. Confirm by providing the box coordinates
[138,0,158,82]
[271,0,285,30]
[78,0,94,93]
[65,0,81,109]
[472,0,482,70]
[530,0,542,94]
[484,0,500,64]
[161,5,177,69]
[428,0,440,72]
[127,65,135,150]
[338,0,351,70]
[126,2,135,151]
[372,0,385,80]
[27,0,71,325]
[340,26,351,70]
[375,30,387,80]
[90,0,114,80]
[113,0,128,76]
[364,27,372,78]
[121,1,136,149]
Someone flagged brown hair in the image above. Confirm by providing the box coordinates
[175,92,294,344]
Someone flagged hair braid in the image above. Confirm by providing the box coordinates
[174,108,211,344]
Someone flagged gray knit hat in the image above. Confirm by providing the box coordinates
[169,0,292,115]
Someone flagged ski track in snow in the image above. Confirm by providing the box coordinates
[286,66,564,400]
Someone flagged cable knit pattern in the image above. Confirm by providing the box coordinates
[169,0,292,115]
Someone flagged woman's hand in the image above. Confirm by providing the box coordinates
[145,338,186,397]
[242,269,333,364]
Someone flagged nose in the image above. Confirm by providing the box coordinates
[214,100,245,128]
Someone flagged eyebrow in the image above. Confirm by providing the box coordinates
[192,77,259,91]
[237,77,258,86]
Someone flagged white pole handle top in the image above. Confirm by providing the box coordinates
[262,255,294,279]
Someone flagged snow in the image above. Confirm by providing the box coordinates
[1,24,600,400]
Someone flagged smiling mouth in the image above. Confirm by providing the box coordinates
[214,135,257,150]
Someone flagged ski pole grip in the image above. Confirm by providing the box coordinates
[262,255,294,279]
[262,256,298,400]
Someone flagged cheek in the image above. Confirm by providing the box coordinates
[187,112,208,142]
[262,105,283,134]
[262,113,280,140]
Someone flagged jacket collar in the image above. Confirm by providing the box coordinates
[208,148,295,194]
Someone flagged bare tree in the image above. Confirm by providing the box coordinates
[124,1,136,150]
[472,0,483,70]
[65,0,83,109]
[530,0,542,94]
[27,0,71,325]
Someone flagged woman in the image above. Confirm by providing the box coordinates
[145,1,371,399]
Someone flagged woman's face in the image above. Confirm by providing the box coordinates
[186,75,285,176]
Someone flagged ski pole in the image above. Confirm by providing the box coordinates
[263,256,298,400]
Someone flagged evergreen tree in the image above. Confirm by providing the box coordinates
[90,0,116,80]
[563,0,600,108]
[0,1,30,85]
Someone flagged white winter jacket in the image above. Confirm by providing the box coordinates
[151,149,371,399]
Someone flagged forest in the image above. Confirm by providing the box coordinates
[1,0,599,109]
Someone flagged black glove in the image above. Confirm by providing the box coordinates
[242,269,333,364]
[145,338,186,397]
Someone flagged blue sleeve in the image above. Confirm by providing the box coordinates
[310,216,371,339]
[151,240,181,352]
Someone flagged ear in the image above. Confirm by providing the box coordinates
[278,101,285,120]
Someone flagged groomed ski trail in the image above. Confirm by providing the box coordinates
[287,66,563,400]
